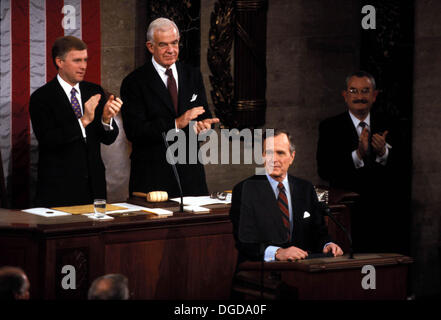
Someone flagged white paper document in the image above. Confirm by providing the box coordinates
[111,203,173,216]
[22,207,71,217]
[84,213,115,220]
[183,205,210,213]
[170,196,230,206]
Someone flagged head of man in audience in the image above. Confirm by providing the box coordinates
[146,17,180,68]
[263,129,295,183]
[342,71,379,120]
[52,36,88,86]
[0,266,30,300]
[88,273,130,300]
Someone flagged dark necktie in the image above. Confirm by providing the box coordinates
[70,88,82,119]
[359,121,373,164]
[277,182,290,239]
[165,68,178,114]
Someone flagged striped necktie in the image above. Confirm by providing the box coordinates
[70,88,82,119]
[277,182,290,239]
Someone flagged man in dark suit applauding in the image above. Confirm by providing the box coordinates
[121,18,219,198]
[230,129,343,263]
[316,71,408,254]
[30,36,122,207]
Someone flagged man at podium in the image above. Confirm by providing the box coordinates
[230,129,343,263]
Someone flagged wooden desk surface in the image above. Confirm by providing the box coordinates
[239,253,413,273]
[0,199,236,299]
[0,198,231,235]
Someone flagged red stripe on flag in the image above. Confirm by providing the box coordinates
[82,0,101,84]
[46,0,64,82]
[11,0,30,208]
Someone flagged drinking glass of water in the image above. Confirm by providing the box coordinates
[93,199,106,218]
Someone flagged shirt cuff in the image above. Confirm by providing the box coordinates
[375,144,390,165]
[323,242,333,250]
[102,118,114,131]
[264,246,280,262]
[77,119,86,138]
[352,150,364,168]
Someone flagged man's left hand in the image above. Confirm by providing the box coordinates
[371,130,388,156]
[193,117,220,134]
[323,243,344,257]
[102,95,123,124]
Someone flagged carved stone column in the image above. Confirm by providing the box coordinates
[233,0,267,128]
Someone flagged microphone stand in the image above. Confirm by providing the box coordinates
[320,202,354,259]
[162,132,184,212]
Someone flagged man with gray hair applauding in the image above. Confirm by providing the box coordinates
[121,17,219,198]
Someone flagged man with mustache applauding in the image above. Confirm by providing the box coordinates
[316,71,409,254]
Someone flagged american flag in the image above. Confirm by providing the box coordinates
[1,0,101,208]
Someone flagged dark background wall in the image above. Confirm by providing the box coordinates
[99,0,441,298]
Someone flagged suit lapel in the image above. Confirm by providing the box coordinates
[343,111,360,150]
[176,62,187,114]
[145,61,176,116]
[289,176,303,221]
[52,77,81,121]
[250,176,285,236]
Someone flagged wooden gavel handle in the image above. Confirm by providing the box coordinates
[132,192,147,198]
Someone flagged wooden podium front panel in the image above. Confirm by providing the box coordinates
[238,254,412,300]
[282,264,409,299]
[104,234,236,299]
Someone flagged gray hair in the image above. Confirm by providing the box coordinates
[345,70,376,90]
[263,128,296,154]
[146,18,180,43]
[88,274,129,300]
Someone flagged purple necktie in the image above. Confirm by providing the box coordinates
[70,88,82,119]
[165,68,178,114]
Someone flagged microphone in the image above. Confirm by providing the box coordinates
[319,202,354,259]
[162,132,184,212]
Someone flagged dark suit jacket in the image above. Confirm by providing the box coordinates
[229,175,332,262]
[29,78,119,207]
[316,109,412,253]
[316,110,397,195]
[120,60,211,197]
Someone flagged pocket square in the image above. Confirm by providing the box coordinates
[303,211,310,218]
[190,94,197,102]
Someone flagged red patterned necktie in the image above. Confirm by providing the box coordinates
[70,88,82,118]
[165,68,178,114]
[277,182,290,239]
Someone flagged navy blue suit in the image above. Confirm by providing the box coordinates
[29,78,118,207]
[317,110,409,253]
[230,174,332,262]
[120,61,211,197]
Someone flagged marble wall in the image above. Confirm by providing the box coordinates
[201,0,360,192]
[411,0,441,298]
[100,0,146,203]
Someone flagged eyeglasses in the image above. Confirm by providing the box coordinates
[347,88,371,95]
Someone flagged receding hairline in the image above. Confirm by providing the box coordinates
[146,18,180,43]
[344,71,376,90]
[262,129,296,154]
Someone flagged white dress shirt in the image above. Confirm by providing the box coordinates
[57,74,113,138]
[348,111,389,168]
[151,57,179,130]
